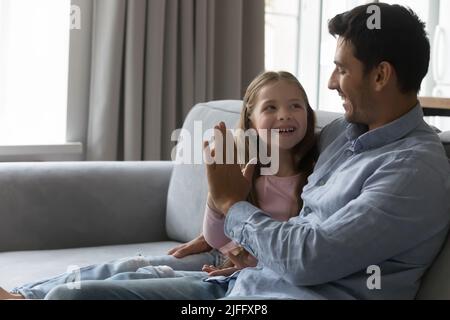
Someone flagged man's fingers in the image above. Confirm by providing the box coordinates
[202,265,217,272]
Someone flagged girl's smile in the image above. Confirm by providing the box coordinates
[249,79,308,151]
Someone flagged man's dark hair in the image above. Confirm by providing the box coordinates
[328,2,430,93]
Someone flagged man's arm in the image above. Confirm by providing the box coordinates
[224,156,450,286]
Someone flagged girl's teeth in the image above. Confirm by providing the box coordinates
[278,128,295,133]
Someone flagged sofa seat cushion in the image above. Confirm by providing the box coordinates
[416,235,450,299]
[0,241,181,291]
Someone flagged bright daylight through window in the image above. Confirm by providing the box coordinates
[0,0,71,145]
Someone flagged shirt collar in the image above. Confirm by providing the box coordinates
[345,103,424,153]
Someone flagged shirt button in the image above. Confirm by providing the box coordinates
[345,150,353,157]
[304,207,312,215]
[318,179,326,186]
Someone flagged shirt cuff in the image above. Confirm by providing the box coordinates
[224,201,261,251]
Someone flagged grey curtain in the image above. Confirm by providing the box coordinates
[67,0,265,161]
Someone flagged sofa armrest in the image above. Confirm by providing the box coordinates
[0,161,174,252]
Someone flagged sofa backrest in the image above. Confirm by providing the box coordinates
[0,161,173,252]
[166,100,450,298]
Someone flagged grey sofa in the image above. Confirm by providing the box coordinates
[1,100,449,299]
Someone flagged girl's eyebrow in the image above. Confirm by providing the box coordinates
[260,98,303,105]
[262,98,302,102]
[260,99,276,104]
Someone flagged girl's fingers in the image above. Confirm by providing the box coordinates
[208,267,239,277]
[214,125,225,164]
[203,141,215,165]
[172,248,189,258]
[167,245,183,255]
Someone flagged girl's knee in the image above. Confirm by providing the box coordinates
[137,265,175,278]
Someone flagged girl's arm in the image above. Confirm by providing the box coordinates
[168,193,229,258]
[203,193,235,249]
[167,193,235,259]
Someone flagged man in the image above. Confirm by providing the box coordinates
[205,3,450,299]
[47,3,450,300]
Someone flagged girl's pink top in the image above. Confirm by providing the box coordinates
[203,174,300,256]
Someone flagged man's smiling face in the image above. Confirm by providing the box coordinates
[328,37,375,125]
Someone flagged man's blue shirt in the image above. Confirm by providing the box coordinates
[224,104,450,299]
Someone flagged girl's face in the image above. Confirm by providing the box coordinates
[249,80,308,151]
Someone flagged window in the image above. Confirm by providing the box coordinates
[265,0,300,74]
[265,0,450,131]
[0,0,71,145]
[316,0,369,112]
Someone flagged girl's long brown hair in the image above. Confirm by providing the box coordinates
[236,71,317,210]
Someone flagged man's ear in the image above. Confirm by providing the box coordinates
[373,61,393,92]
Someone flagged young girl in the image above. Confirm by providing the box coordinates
[199,71,317,276]
[0,71,316,299]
